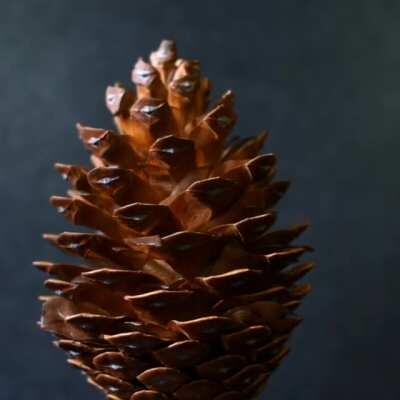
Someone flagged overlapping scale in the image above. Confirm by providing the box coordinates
[77,124,142,169]
[115,203,181,236]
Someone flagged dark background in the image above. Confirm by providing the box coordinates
[1,1,398,399]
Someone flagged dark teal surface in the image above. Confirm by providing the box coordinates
[0,1,398,399]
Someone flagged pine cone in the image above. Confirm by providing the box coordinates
[35,40,313,400]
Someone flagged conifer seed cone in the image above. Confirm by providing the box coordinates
[36,40,313,400]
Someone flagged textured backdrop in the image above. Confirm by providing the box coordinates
[1,1,399,399]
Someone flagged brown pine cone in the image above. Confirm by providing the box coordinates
[35,39,313,400]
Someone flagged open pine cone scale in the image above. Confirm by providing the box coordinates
[35,40,313,400]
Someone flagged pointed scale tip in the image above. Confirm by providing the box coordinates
[42,233,59,243]
[75,122,83,132]
[105,84,135,116]
[158,39,177,54]
[49,196,73,214]
[132,58,157,86]
[306,261,316,270]
[259,130,269,140]
[220,90,235,105]
[292,223,310,237]
[32,261,52,272]
[150,40,177,66]
[161,38,176,45]
[54,163,71,179]
[38,295,52,303]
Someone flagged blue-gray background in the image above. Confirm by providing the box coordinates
[1,1,398,399]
